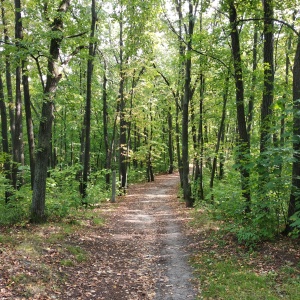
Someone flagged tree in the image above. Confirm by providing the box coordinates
[260,0,274,154]
[13,0,24,190]
[0,74,11,202]
[285,34,300,234]
[31,0,71,222]
[80,0,97,200]
[181,0,198,207]
[228,0,251,211]
[210,72,230,197]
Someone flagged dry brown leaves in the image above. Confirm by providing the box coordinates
[0,172,197,300]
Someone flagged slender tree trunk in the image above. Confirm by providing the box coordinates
[80,0,96,200]
[198,74,205,200]
[31,0,70,222]
[1,1,14,147]
[118,14,127,191]
[260,0,274,153]
[228,0,251,211]
[285,37,300,234]
[175,0,184,187]
[102,59,111,187]
[13,0,24,190]
[1,2,12,201]
[182,0,196,207]
[248,21,258,136]
[148,101,154,181]
[210,72,229,197]
[0,74,11,202]
[22,61,35,190]
[167,107,174,174]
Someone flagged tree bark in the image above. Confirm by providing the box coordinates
[118,13,127,191]
[210,72,229,198]
[80,0,96,200]
[260,0,274,153]
[31,0,70,222]
[285,37,300,234]
[13,0,24,190]
[248,21,258,136]
[102,58,111,187]
[228,0,251,211]
[0,74,11,202]
[167,107,174,174]
[1,0,14,149]
[198,74,205,200]
[22,61,35,190]
[182,0,196,207]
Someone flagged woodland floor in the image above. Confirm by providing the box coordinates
[0,172,199,299]
[1,172,300,299]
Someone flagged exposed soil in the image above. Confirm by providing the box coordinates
[0,172,198,299]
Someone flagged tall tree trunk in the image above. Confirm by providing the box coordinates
[248,21,258,136]
[175,0,184,187]
[0,74,11,202]
[1,0,14,148]
[102,59,111,187]
[22,62,35,189]
[118,14,127,191]
[13,0,24,190]
[260,0,274,153]
[1,1,12,201]
[31,0,70,223]
[285,36,300,234]
[210,72,229,198]
[182,0,196,207]
[167,107,174,174]
[198,74,205,200]
[147,101,154,181]
[228,0,251,211]
[80,0,96,200]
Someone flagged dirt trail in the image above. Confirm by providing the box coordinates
[63,171,198,299]
[123,172,197,299]
[0,172,198,300]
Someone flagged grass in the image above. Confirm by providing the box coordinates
[190,209,300,300]
[66,245,88,263]
[193,254,280,299]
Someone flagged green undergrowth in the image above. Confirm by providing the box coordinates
[190,209,300,300]
[0,166,154,227]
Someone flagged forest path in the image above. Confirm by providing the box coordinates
[63,172,198,299]
[0,172,198,300]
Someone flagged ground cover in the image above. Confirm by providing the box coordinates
[0,172,299,299]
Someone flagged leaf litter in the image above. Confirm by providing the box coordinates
[0,172,199,299]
